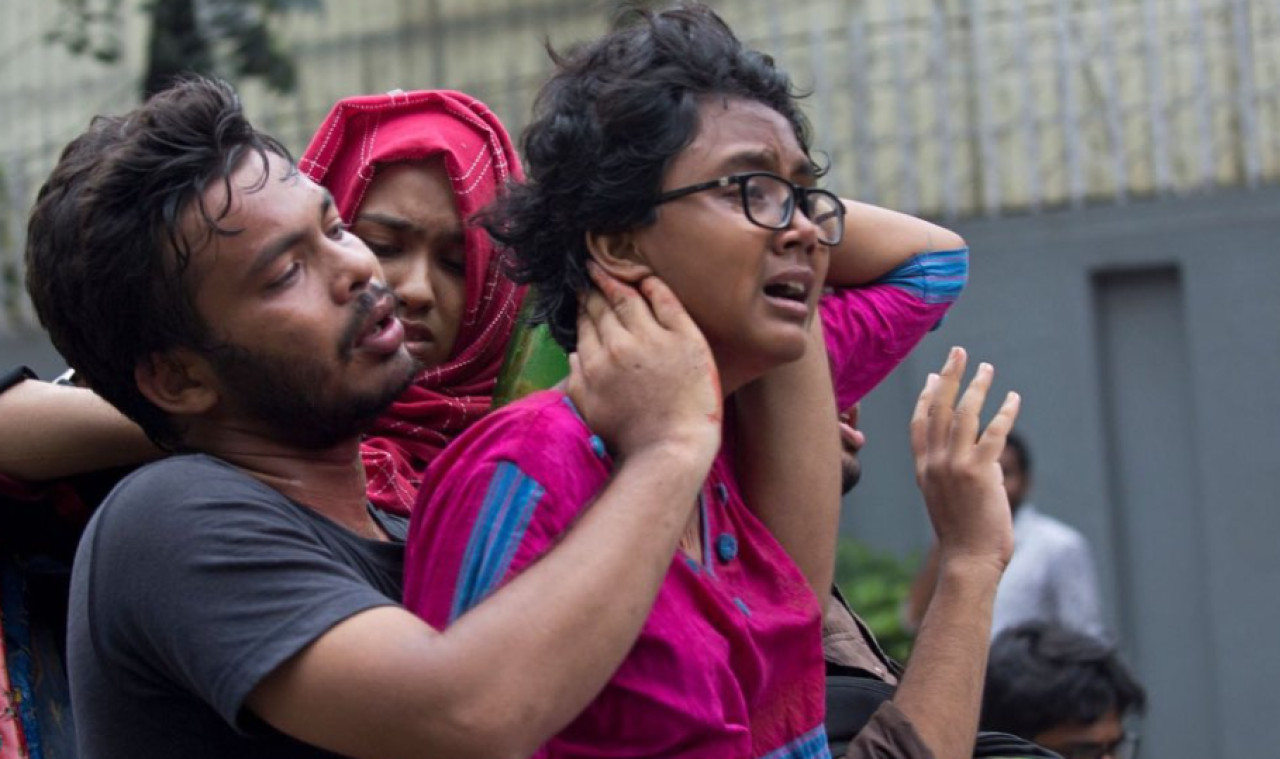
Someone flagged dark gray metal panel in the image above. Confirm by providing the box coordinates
[1092,267,1218,759]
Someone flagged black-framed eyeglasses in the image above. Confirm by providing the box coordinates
[1055,731,1140,759]
[653,171,845,246]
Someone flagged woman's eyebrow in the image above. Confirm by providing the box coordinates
[355,211,415,232]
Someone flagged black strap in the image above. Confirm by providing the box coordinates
[824,673,1062,758]
[0,365,36,395]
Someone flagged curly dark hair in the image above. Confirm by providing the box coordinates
[25,77,291,449]
[484,2,815,350]
[981,622,1148,740]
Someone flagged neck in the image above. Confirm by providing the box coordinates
[183,421,373,535]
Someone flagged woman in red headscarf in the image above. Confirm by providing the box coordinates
[300,90,526,514]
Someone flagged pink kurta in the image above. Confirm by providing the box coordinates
[405,248,968,758]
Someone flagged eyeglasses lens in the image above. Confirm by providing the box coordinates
[743,175,843,245]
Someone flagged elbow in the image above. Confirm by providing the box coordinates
[938,229,967,253]
[411,693,550,759]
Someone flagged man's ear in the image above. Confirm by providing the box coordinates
[585,229,654,284]
[134,349,219,417]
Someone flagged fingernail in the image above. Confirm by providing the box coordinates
[979,362,992,373]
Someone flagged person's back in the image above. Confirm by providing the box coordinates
[993,504,1101,638]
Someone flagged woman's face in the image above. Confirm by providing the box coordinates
[626,97,830,393]
[352,159,466,369]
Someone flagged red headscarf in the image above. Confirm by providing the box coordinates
[301,90,525,514]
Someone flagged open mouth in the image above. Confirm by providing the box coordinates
[763,281,809,302]
[349,290,404,355]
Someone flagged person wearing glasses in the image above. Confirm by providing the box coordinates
[982,622,1147,759]
[403,6,1022,759]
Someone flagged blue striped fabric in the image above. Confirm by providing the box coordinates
[449,462,546,622]
[875,247,969,304]
[757,724,832,759]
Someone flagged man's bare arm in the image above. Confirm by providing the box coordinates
[734,316,841,600]
[0,379,159,481]
[827,200,966,287]
[889,347,1020,759]
[249,271,724,759]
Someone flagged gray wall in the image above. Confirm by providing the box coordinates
[847,186,1280,759]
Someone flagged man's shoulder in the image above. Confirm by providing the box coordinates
[116,452,257,492]
[90,453,292,543]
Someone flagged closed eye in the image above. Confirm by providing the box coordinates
[266,260,301,290]
[326,220,350,241]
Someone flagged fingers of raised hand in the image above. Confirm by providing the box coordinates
[949,361,994,452]
[575,300,602,368]
[910,373,939,466]
[974,390,1022,461]
[926,346,967,454]
[587,260,651,331]
[639,275,692,335]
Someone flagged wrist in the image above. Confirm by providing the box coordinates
[620,430,719,469]
[935,552,1006,591]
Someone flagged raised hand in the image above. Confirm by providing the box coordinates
[909,346,1021,573]
[567,262,722,466]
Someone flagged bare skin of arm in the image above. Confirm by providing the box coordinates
[0,379,159,481]
[887,346,1021,759]
[734,315,841,600]
[248,272,725,759]
[734,201,966,600]
[903,542,941,631]
[826,199,965,287]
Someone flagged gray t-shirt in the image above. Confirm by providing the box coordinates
[68,454,406,758]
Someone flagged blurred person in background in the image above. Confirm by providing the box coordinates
[982,621,1147,759]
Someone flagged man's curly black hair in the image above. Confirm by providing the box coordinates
[484,2,815,351]
[25,77,290,449]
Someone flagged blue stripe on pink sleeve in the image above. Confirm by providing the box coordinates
[449,462,545,622]
[757,724,832,759]
[874,246,969,304]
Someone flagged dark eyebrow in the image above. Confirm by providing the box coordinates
[354,211,415,233]
[246,191,334,280]
[355,212,466,244]
[716,149,777,176]
[715,149,816,183]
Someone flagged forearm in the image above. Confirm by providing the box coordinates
[903,543,941,632]
[892,558,1003,759]
[0,380,160,480]
[734,317,841,599]
[828,201,965,287]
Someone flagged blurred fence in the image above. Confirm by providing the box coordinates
[2,0,1279,334]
